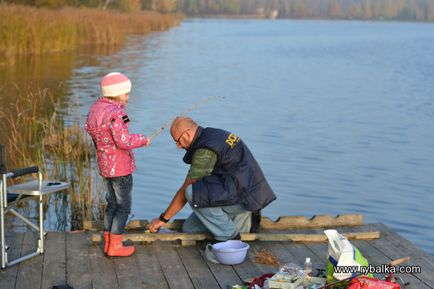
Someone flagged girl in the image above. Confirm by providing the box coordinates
[85,72,150,257]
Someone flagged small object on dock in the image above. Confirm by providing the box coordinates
[242,278,254,284]
[388,256,411,266]
[254,248,279,265]
[304,257,313,276]
[212,240,250,265]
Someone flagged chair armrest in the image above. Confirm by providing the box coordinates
[11,166,39,178]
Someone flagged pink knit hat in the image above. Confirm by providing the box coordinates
[100,72,132,97]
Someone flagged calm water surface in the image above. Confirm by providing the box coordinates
[7,19,434,254]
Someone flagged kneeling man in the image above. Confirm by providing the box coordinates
[149,116,276,241]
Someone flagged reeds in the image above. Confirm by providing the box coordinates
[0,4,181,228]
[0,4,180,61]
[0,89,102,229]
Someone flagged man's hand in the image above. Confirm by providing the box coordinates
[149,218,164,233]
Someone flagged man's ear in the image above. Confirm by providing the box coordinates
[185,129,194,140]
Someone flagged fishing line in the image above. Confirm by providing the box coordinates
[148,96,225,141]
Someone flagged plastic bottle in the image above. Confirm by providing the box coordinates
[304,257,313,276]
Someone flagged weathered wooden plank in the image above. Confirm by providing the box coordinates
[155,246,195,289]
[88,244,119,289]
[83,219,150,232]
[91,231,380,244]
[66,232,92,289]
[15,231,43,289]
[41,232,66,289]
[91,232,209,243]
[84,214,364,231]
[177,246,221,289]
[113,251,142,289]
[134,245,169,289]
[368,224,434,288]
[260,214,364,230]
[196,242,243,288]
[0,233,25,289]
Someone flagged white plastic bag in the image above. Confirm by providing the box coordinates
[205,244,220,264]
[324,229,371,281]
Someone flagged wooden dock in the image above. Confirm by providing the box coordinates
[1,222,433,289]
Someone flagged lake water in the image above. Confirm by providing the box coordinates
[3,19,434,255]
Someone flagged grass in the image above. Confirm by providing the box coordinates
[0,89,102,229]
[0,4,181,62]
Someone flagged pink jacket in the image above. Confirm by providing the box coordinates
[85,98,148,178]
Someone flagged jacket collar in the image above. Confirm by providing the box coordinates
[183,126,204,164]
[98,97,125,109]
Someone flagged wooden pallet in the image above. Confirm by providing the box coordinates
[84,214,365,231]
[90,231,380,246]
[86,214,380,246]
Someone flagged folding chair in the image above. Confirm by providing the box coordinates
[0,144,69,268]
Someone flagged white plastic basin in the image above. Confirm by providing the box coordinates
[212,240,250,265]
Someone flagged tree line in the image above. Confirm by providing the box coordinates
[176,0,434,21]
[3,0,434,21]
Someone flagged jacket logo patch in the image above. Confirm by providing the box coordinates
[122,115,130,123]
[225,133,240,148]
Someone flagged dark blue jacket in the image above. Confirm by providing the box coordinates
[183,127,276,211]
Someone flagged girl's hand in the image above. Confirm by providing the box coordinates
[144,137,152,147]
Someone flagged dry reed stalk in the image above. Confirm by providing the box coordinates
[254,249,280,266]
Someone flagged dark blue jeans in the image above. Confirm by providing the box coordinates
[104,174,133,234]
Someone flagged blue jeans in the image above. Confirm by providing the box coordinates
[104,174,133,234]
[182,186,251,241]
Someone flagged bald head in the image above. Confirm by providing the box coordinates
[170,116,198,148]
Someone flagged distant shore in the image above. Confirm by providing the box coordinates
[192,13,266,19]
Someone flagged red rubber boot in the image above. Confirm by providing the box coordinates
[103,231,110,254]
[107,233,135,257]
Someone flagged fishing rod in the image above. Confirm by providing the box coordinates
[148,96,225,141]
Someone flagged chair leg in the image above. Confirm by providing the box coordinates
[1,177,7,269]
[38,195,44,254]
